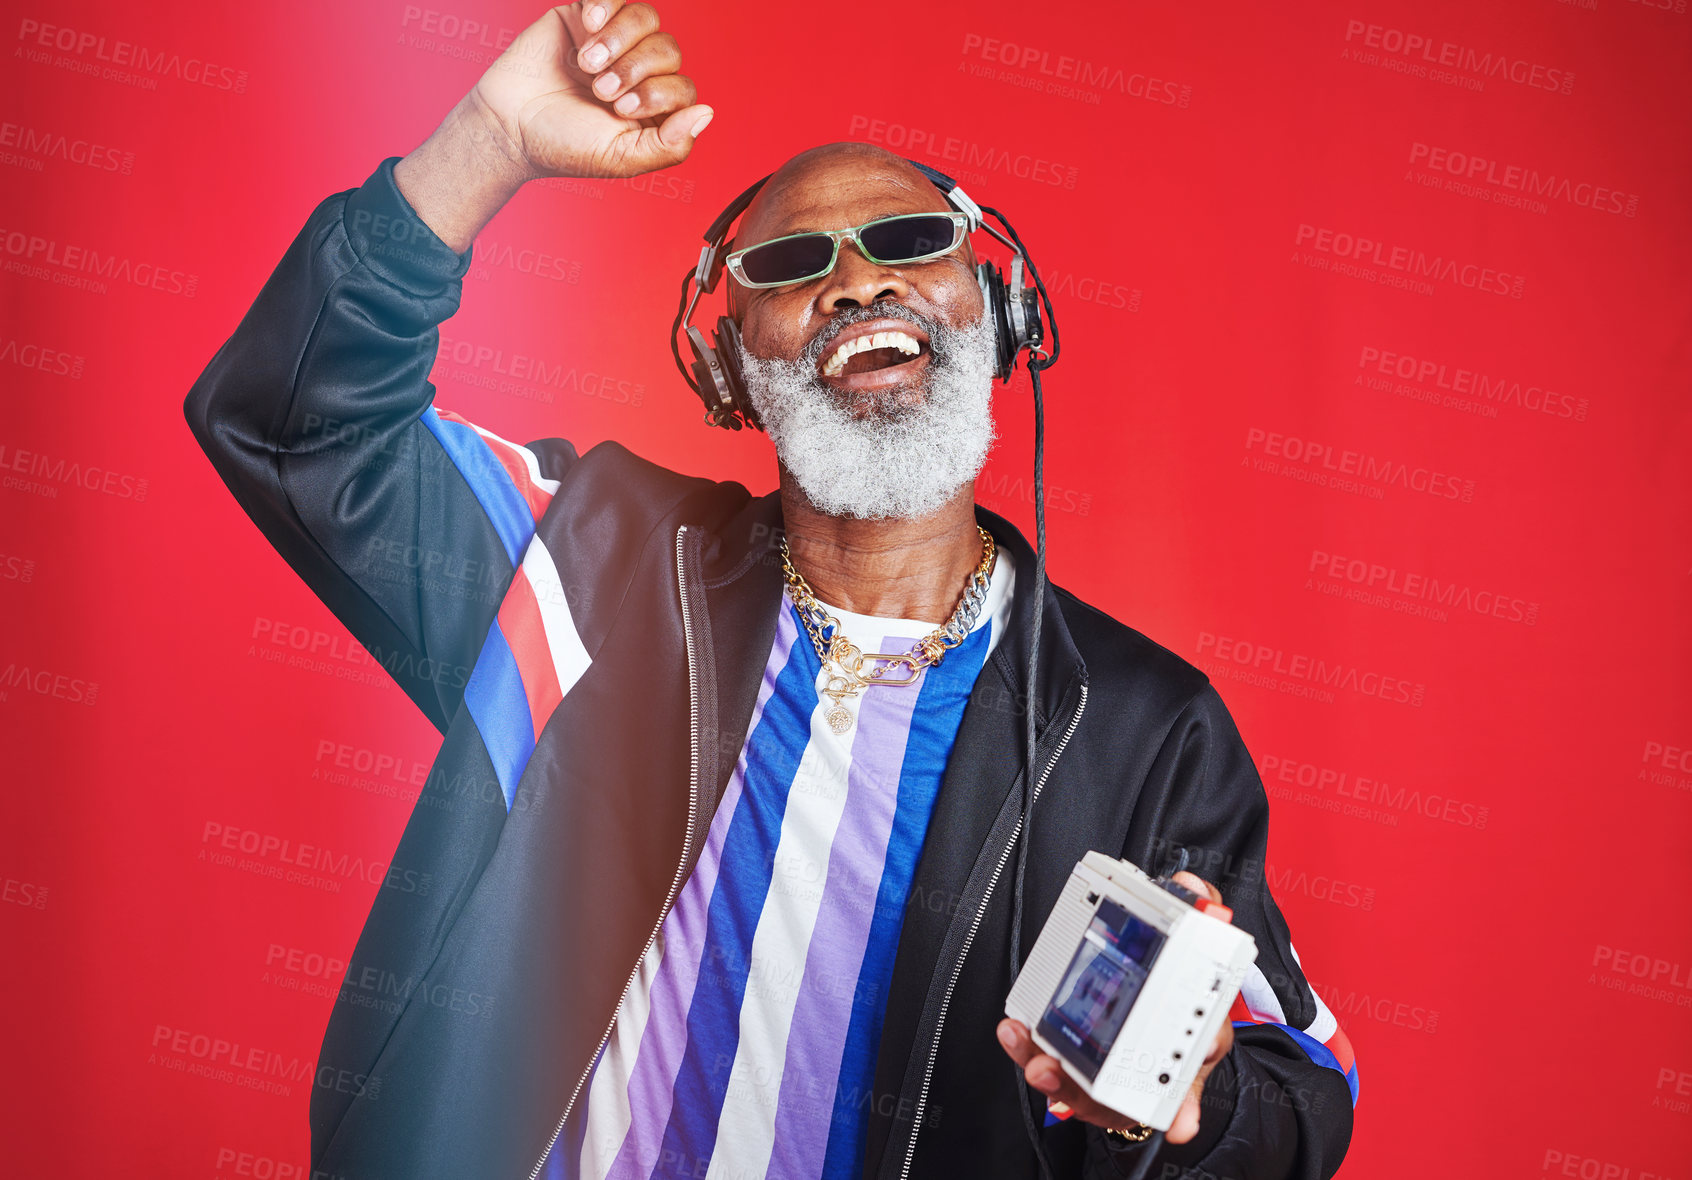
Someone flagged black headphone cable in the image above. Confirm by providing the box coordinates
[978,203,1070,1180]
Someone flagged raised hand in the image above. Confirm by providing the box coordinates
[394,2,712,252]
[472,1,712,181]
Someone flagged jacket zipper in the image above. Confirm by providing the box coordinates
[527,525,705,1180]
[897,680,1089,1180]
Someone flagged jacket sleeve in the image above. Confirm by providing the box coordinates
[184,155,577,733]
[1103,684,1357,1180]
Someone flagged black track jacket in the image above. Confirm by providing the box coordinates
[183,157,1356,1180]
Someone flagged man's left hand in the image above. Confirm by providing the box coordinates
[995,871,1235,1145]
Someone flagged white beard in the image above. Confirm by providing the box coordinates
[734,304,1001,521]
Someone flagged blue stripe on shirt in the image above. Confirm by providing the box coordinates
[654,626,820,1171]
[819,620,995,1180]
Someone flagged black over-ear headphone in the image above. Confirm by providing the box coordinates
[668,157,1076,1180]
[669,158,1049,431]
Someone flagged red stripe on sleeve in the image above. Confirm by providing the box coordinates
[1322,1022,1356,1073]
[436,410,552,521]
[497,570,564,741]
[483,437,552,522]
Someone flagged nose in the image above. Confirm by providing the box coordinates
[814,238,910,315]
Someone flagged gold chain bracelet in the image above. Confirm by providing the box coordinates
[1104,1123,1154,1145]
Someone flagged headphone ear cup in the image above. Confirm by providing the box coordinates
[714,316,761,431]
[976,261,1013,382]
[1006,255,1044,364]
[686,324,741,429]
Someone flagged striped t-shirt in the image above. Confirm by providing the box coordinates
[545,542,1017,1180]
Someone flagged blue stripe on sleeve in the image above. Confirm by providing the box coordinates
[421,406,533,568]
[462,620,535,810]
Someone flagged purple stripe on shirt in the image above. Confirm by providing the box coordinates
[764,628,924,1178]
[595,607,803,1178]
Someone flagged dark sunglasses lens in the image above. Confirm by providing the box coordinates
[859,215,958,262]
[740,234,836,285]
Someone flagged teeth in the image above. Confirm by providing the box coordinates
[821,329,923,376]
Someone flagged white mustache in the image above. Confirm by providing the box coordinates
[735,309,1000,521]
[798,303,942,369]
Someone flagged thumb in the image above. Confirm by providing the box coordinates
[623,103,713,170]
[1168,1089,1202,1144]
[1171,870,1223,905]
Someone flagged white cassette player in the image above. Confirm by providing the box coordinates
[1004,851,1258,1131]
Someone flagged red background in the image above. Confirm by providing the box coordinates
[4,1,1691,1176]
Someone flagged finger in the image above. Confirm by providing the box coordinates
[1166,1089,1202,1144]
[995,1018,1039,1069]
[646,101,711,156]
[1001,1030,1094,1112]
[576,0,659,74]
[1023,1052,1085,1106]
[1171,871,1222,905]
[1025,1056,1143,1133]
[610,73,697,117]
[591,33,685,103]
[553,1,619,55]
[998,1024,1135,1133]
[579,0,624,34]
[606,102,710,173]
[556,0,624,47]
[1204,1020,1234,1065]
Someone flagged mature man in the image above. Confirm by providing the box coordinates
[184,3,1357,1178]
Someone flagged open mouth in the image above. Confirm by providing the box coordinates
[818,328,932,384]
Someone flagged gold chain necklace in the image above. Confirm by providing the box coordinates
[780,525,996,734]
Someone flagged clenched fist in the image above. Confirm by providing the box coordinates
[472,1,712,181]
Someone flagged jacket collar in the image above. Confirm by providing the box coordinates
[699,490,1085,737]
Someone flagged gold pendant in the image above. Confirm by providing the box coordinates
[821,670,860,734]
